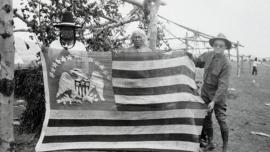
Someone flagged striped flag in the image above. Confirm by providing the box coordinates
[36,48,207,152]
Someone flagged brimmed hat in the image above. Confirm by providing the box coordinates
[209,33,232,50]
[53,11,82,28]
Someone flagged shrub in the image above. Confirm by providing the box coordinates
[15,66,45,134]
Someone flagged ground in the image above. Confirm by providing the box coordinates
[14,61,270,152]
[210,61,270,152]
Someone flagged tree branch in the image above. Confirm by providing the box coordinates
[13,9,31,26]
[14,28,32,33]
[122,0,166,8]
[86,16,140,29]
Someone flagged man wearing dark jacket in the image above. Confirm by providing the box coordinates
[188,33,231,152]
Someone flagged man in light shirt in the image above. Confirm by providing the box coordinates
[252,57,259,76]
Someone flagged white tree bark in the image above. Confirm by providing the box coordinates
[0,0,15,151]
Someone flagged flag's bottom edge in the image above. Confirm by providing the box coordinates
[39,148,195,152]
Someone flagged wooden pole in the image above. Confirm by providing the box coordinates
[228,49,231,60]
[241,55,244,74]
[145,0,161,50]
[0,0,15,151]
[236,41,240,77]
[185,32,188,52]
[249,55,252,73]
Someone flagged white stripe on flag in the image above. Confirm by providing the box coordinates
[45,125,202,136]
[112,74,197,89]
[112,56,195,71]
[49,109,206,120]
[115,93,204,104]
[36,141,200,152]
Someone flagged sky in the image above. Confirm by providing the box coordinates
[13,0,270,58]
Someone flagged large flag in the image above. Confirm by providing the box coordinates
[36,48,207,152]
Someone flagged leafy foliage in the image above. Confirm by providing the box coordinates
[19,0,127,51]
[15,66,45,134]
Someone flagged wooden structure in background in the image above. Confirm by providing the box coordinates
[236,41,241,77]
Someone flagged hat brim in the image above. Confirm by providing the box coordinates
[209,38,232,50]
[53,22,82,28]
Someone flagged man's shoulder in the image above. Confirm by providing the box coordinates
[200,51,213,58]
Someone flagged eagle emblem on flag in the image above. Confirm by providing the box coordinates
[56,68,105,105]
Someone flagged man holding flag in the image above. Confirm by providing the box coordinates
[188,33,232,152]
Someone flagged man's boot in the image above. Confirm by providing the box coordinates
[221,130,229,152]
[205,128,215,151]
[200,127,208,148]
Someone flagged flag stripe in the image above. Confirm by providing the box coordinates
[42,134,199,143]
[37,141,199,152]
[49,148,195,152]
[112,51,186,61]
[45,125,202,136]
[113,84,197,96]
[112,75,197,89]
[116,102,206,111]
[112,56,195,72]
[112,65,195,79]
[49,109,207,120]
[47,118,204,127]
[115,93,203,104]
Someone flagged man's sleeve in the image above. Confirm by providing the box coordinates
[212,63,231,102]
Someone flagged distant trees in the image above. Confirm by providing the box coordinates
[15,0,132,51]
[15,0,168,51]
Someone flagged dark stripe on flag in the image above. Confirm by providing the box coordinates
[112,65,195,79]
[116,101,207,111]
[48,118,204,127]
[42,134,199,143]
[54,148,194,152]
[112,51,186,61]
[113,84,197,96]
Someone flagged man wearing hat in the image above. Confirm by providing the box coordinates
[187,33,232,152]
[50,11,86,52]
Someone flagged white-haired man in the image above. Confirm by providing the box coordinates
[116,29,152,53]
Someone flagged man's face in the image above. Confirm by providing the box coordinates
[60,26,75,41]
[132,34,144,49]
[213,39,227,54]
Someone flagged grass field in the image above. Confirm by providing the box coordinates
[14,61,270,152]
[210,61,270,152]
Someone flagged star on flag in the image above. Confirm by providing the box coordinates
[66,55,73,60]
[52,62,58,68]
[50,67,56,73]
[49,72,55,78]
[55,59,61,64]
[61,56,67,62]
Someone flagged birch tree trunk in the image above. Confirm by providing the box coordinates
[0,0,15,151]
